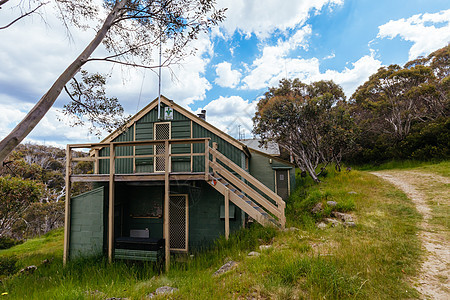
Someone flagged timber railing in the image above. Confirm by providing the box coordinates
[209,146,286,228]
[66,138,211,178]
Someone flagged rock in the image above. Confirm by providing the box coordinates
[316,222,327,229]
[148,286,178,298]
[348,191,357,195]
[282,227,299,232]
[312,202,323,214]
[19,265,37,274]
[327,201,338,207]
[259,245,272,250]
[213,261,238,276]
[106,298,129,300]
[332,211,353,222]
[344,221,356,227]
[324,218,341,227]
[248,251,260,257]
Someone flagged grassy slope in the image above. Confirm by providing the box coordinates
[2,162,445,299]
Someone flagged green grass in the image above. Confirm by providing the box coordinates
[0,165,430,299]
[354,159,442,171]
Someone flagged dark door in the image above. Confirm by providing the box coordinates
[275,170,289,200]
[169,194,188,252]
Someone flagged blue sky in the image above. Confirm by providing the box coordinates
[0,0,449,147]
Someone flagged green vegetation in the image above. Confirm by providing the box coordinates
[0,164,431,299]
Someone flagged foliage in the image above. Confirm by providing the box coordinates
[0,237,22,250]
[253,79,355,182]
[0,176,44,238]
[62,70,129,136]
[0,143,89,239]
[348,45,450,163]
[0,256,18,277]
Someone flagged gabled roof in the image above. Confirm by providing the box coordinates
[99,95,250,156]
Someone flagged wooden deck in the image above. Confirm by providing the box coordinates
[70,172,207,182]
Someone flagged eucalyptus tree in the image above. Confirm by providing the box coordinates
[0,0,225,162]
[253,79,351,182]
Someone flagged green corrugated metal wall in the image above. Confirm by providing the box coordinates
[192,122,244,172]
[69,187,104,259]
[99,103,245,174]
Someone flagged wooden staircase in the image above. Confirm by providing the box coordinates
[206,146,286,229]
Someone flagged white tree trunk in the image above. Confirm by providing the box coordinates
[0,0,127,162]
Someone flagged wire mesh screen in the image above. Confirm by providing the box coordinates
[155,123,170,172]
[169,195,188,251]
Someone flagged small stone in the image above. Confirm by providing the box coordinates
[327,201,337,207]
[332,211,353,222]
[324,218,341,227]
[344,221,356,227]
[312,202,323,214]
[19,265,37,274]
[148,286,178,298]
[259,245,272,250]
[348,191,357,195]
[213,261,238,276]
[248,251,260,257]
[317,222,327,229]
[283,227,299,232]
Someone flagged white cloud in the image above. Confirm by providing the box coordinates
[377,9,450,60]
[243,42,382,97]
[217,0,343,39]
[312,54,382,97]
[241,25,313,89]
[196,96,257,138]
[214,62,242,88]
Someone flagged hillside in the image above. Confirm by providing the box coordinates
[1,162,447,299]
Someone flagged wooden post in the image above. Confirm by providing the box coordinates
[225,188,229,240]
[164,140,170,271]
[204,139,209,181]
[212,142,217,163]
[108,143,115,263]
[94,149,99,174]
[63,145,72,265]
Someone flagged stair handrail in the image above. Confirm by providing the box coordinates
[209,147,285,213]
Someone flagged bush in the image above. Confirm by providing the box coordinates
[0,237,23,250]
[0,256,18,276]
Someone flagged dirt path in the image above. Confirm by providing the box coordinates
[371,171,449,299]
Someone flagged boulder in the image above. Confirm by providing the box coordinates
[148,286,178,298]
[312,202,323,214]
[327,201,338,207]
[333,211,353,222]
[282,227,299,232]
[19,265,37,274]
[316,222,327,229]
[259,245,272,250]
[344,221,356,227]
[213,261,238,276]
[248,251,260,257]
[324,218,341,227]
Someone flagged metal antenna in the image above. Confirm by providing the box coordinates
[157,25,162,120]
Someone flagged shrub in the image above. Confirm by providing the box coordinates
[0,256,18,276]
[0,237,23,250]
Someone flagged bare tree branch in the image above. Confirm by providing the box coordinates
[0,1,47,30]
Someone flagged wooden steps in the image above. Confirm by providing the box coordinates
[206,146,285,229]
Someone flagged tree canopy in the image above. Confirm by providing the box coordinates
[253,79,353,182]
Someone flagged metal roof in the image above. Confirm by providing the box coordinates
[240,139,280,156]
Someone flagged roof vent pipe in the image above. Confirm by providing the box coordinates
[197,110,206,120]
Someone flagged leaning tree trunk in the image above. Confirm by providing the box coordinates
[0,0,127,163]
